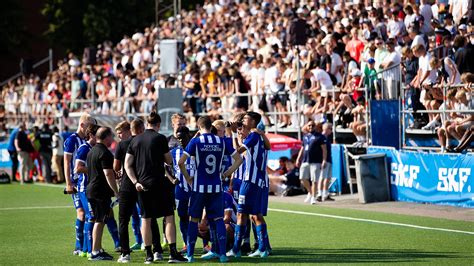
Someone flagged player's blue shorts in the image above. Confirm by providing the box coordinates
[72,192,83,209]
[260,185,269,216]
[188,191,223,219]
[237,181,262,215]
[78,191,95,221]
[231,178,242,202]
[175,186,190,218]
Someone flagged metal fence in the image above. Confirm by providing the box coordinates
[0,49,54,87]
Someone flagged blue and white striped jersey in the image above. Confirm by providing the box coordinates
[184,133,236,193]
[171,146,194,192]
[75,142,92,192]
[233,155,246,181]
[242,132,267,187]
[220,137,233,173]
[63,132,87,183]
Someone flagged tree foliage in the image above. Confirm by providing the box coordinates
[0,0,28,55]
[42,0,203,53]
[41,0,156,53]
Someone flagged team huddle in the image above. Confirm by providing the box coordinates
[63,111,272,263]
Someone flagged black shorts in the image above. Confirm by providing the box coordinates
[137,187,174,219]
[88,197,112,223]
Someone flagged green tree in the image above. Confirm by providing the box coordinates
[0,0,28,55]
[41,0,156,54]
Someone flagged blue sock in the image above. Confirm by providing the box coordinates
[187,221,198,258]
[106,218,120,248]
[215,219,227,256]
[179,218,189,245]
[256,224,265,252]
[85,221,94,253]
[75,219,84,250]
[208,220,218,254]
[262,223,271,250]
[82,224,88,253]
[252,222,258,244]
[131,211,142,244]
[232,224,246,253]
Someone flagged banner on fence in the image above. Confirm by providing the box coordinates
[0,142,12,170]
[367,146,474,208]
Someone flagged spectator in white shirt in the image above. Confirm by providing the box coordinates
[380,39,402,99]
[411,44,439,122]
[387,11,404,39]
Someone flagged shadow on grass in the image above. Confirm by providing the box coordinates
[233,247,469,264]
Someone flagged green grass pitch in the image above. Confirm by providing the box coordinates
[0,184,473,265]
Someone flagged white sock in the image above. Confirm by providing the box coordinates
[360,136,366,142]
[323,190,328,197]
[356,136,361,141]
[92,250,100,256]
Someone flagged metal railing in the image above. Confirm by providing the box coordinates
[0,49,53,87]
[401,82,474,150]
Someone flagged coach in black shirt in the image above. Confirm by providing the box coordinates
[86,127,119,261]
[125,112,186,263]
[114,119,145,262]
[38,124,53,183]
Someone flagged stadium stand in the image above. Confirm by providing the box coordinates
[0,0,473,152]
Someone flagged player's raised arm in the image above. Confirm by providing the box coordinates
[251,128,271,150]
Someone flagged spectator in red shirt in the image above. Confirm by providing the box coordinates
[345,28,365,63]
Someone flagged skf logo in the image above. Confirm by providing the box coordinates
[391,163,420,189]
[437,168,471,193]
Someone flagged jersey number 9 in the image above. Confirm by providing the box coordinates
[205,154,217,174]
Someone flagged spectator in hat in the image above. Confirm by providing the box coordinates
[361,58,378,99]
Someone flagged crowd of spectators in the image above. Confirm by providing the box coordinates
[0,0,473,150]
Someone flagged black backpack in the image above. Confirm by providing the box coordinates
[0,171,11,184]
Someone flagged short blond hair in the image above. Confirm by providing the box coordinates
[79,113,96,126]
[429,57,440,69]
[455,90,466,100]
[171,113,186,122]
[412,44,425,54]
[115,121,130,132]
[212,119,225,130]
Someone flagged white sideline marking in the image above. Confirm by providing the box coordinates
[269,208,474,236]
[0,206,71,211]
[0,204,471,235]
[34,183,64,188]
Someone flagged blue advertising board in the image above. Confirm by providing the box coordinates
[368,146,474,208]
[267,145,344,194]
[0,142,12,170]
